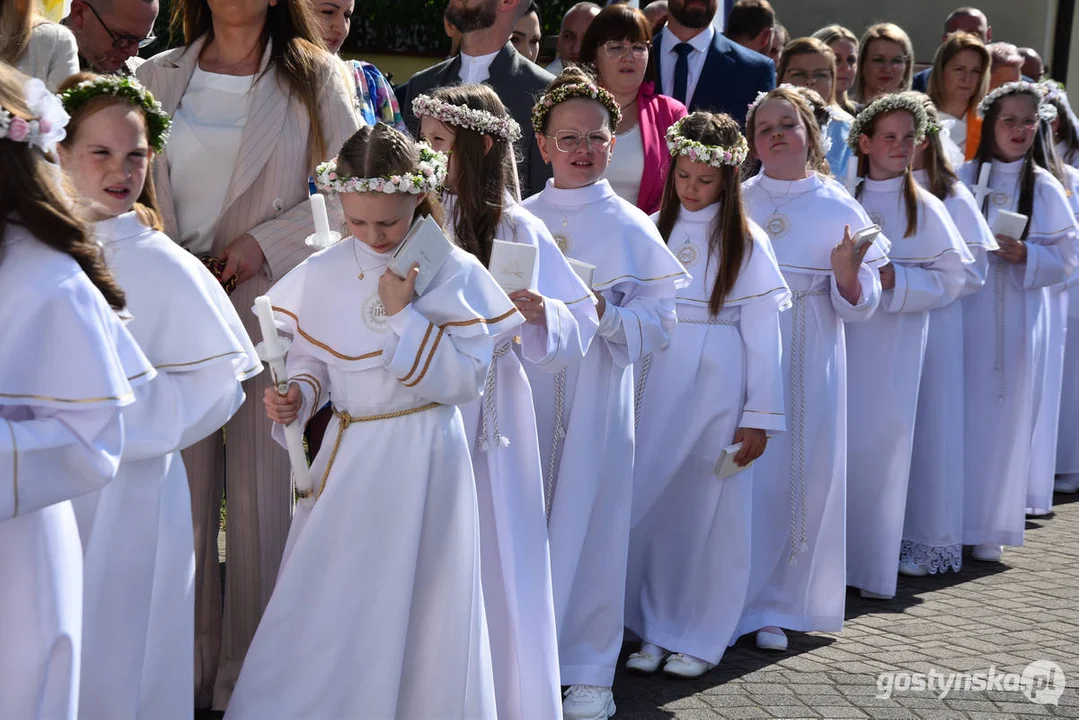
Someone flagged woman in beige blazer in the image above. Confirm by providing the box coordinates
[136,0,360,710]
[2,0,78,91]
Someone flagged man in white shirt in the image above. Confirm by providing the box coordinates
[398,0,554,196]
[547,2,601,75]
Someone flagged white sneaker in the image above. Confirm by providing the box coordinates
[562,685,615,720]
[755,626,787,651]
[625,642,667,673]
[1055,476,1079,494]
[972,543,1003,562]
[860,588,893,600]
[663,653,715,678]
[898,560,928,577]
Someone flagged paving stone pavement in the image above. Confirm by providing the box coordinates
[612,493,1079,719]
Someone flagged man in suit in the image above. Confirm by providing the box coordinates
[652,0,774,128]
[64,0,157,75]
[725,0,775,57]
[912,7,991,92]
[397,0,554,197]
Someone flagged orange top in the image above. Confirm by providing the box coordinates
[965,114,983,160]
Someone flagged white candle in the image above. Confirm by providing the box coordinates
[972,163,993,207]
[310,193,332,245]
[254,296,281,364]
[845,160,859,195]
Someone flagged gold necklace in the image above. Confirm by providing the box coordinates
[352,239,388,280]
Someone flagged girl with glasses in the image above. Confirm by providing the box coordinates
[526,65,688,720]
[578,3,687,213]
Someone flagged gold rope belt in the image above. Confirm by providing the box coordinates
[300,402,443,499]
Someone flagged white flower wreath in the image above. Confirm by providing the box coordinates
[314,143,448,195]
[531,82,622,133]
[412,94,522,142]
[0,77,69,154]
[665,117,749,167]
[847,92,929,150]
[977,81,1058,121]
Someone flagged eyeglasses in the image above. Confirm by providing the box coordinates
[601,41,650,60]
[547,131,613,153]
[784,69,833,86]
[999,115,1039,130]
[84,1,157,52]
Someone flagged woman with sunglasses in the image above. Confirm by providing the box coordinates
[578,3,687,214]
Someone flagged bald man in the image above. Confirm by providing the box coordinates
[912,7,991,92]
[1019,47,1045,81]
[547,2,601,74]
[64,0,158,75]
[643,0,668,34]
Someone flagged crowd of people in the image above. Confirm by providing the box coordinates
[2,0,1077,719]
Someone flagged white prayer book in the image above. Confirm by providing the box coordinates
[389,214,454,296]
[714,442,751,480]
[489,239,536,293]
[853,224,881,252]
[992,210,1028,240]
[566,257,596,288]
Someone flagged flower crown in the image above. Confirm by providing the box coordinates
[977,81,1058,121]
[0,77,69,154]
[848,92,929,150]
[314,143,448,195]
[59,76,172,153]
[413,94,522,142]
[665,117,749,167]
[531,82,622,134]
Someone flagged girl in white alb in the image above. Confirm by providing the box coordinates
[522,67,688,720]
[226,125,519,719]
[902,94,997,578]
[737,86,889,653]
[414,84,598,720]
[959,82,1078,562]
[0,71,154,720]
[845,92,972,600]
[625,112,789,680]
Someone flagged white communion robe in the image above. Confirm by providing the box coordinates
[522,179,688,687]
[903,173,997,573]
[71,214,261,720]
[626,205,790,665]
[446,193,599,720]
[1056,143,1079,483]
[737,172,887,637]
[225,236,521,720]
[959,158,1079,547]
[0,222,155,720]
[1027,166,1079,513]
[847,176,972,598]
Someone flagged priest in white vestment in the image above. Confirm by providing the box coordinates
[71,212,262,720]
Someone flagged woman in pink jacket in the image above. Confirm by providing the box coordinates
[580,4,687,215]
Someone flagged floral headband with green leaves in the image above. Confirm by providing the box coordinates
[314,143,448,194]
[848,92,929,150]
[978,81,1058,121]
[59,76,171,152]
[413,94,522,142]
[665,117,749,167]
[531,82,622,134]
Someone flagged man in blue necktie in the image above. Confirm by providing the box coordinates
[651,0,774,127]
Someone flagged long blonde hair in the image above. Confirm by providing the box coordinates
[926,32,990,120]
[813,24,858,114]
[856,24,914,103]
[0,64,126,309]
[0,0,35,65]
[171,0,332,171]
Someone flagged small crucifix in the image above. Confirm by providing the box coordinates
[971,163,993,209]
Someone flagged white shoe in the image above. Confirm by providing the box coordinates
[562,685,615,720]
[625,642,667,673]
[755,626,788,651]
[972,543,1003,562]
[663,653,715,678]
[898,560,928,577]
[1055,476,1079,494]
[860,588,893,600]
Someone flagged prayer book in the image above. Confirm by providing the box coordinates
[489,239,537,293]
[566,257,597,288]
[389,214,454,296]
[714,442,751,480]
[853,224,881,252]
[992,210,1028,240]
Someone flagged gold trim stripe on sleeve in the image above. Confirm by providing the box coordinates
[272,306,383,362]
[403,328,445,388]
[399,322,435,383]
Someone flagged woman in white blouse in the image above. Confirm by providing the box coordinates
[136,0,360,710]
[2,0,78,91]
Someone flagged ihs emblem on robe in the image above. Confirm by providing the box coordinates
[991,191,1010,208]
[765,213,789,239]
[676,241,699,269]
[553,234,571,253]
[362,293,389,333]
